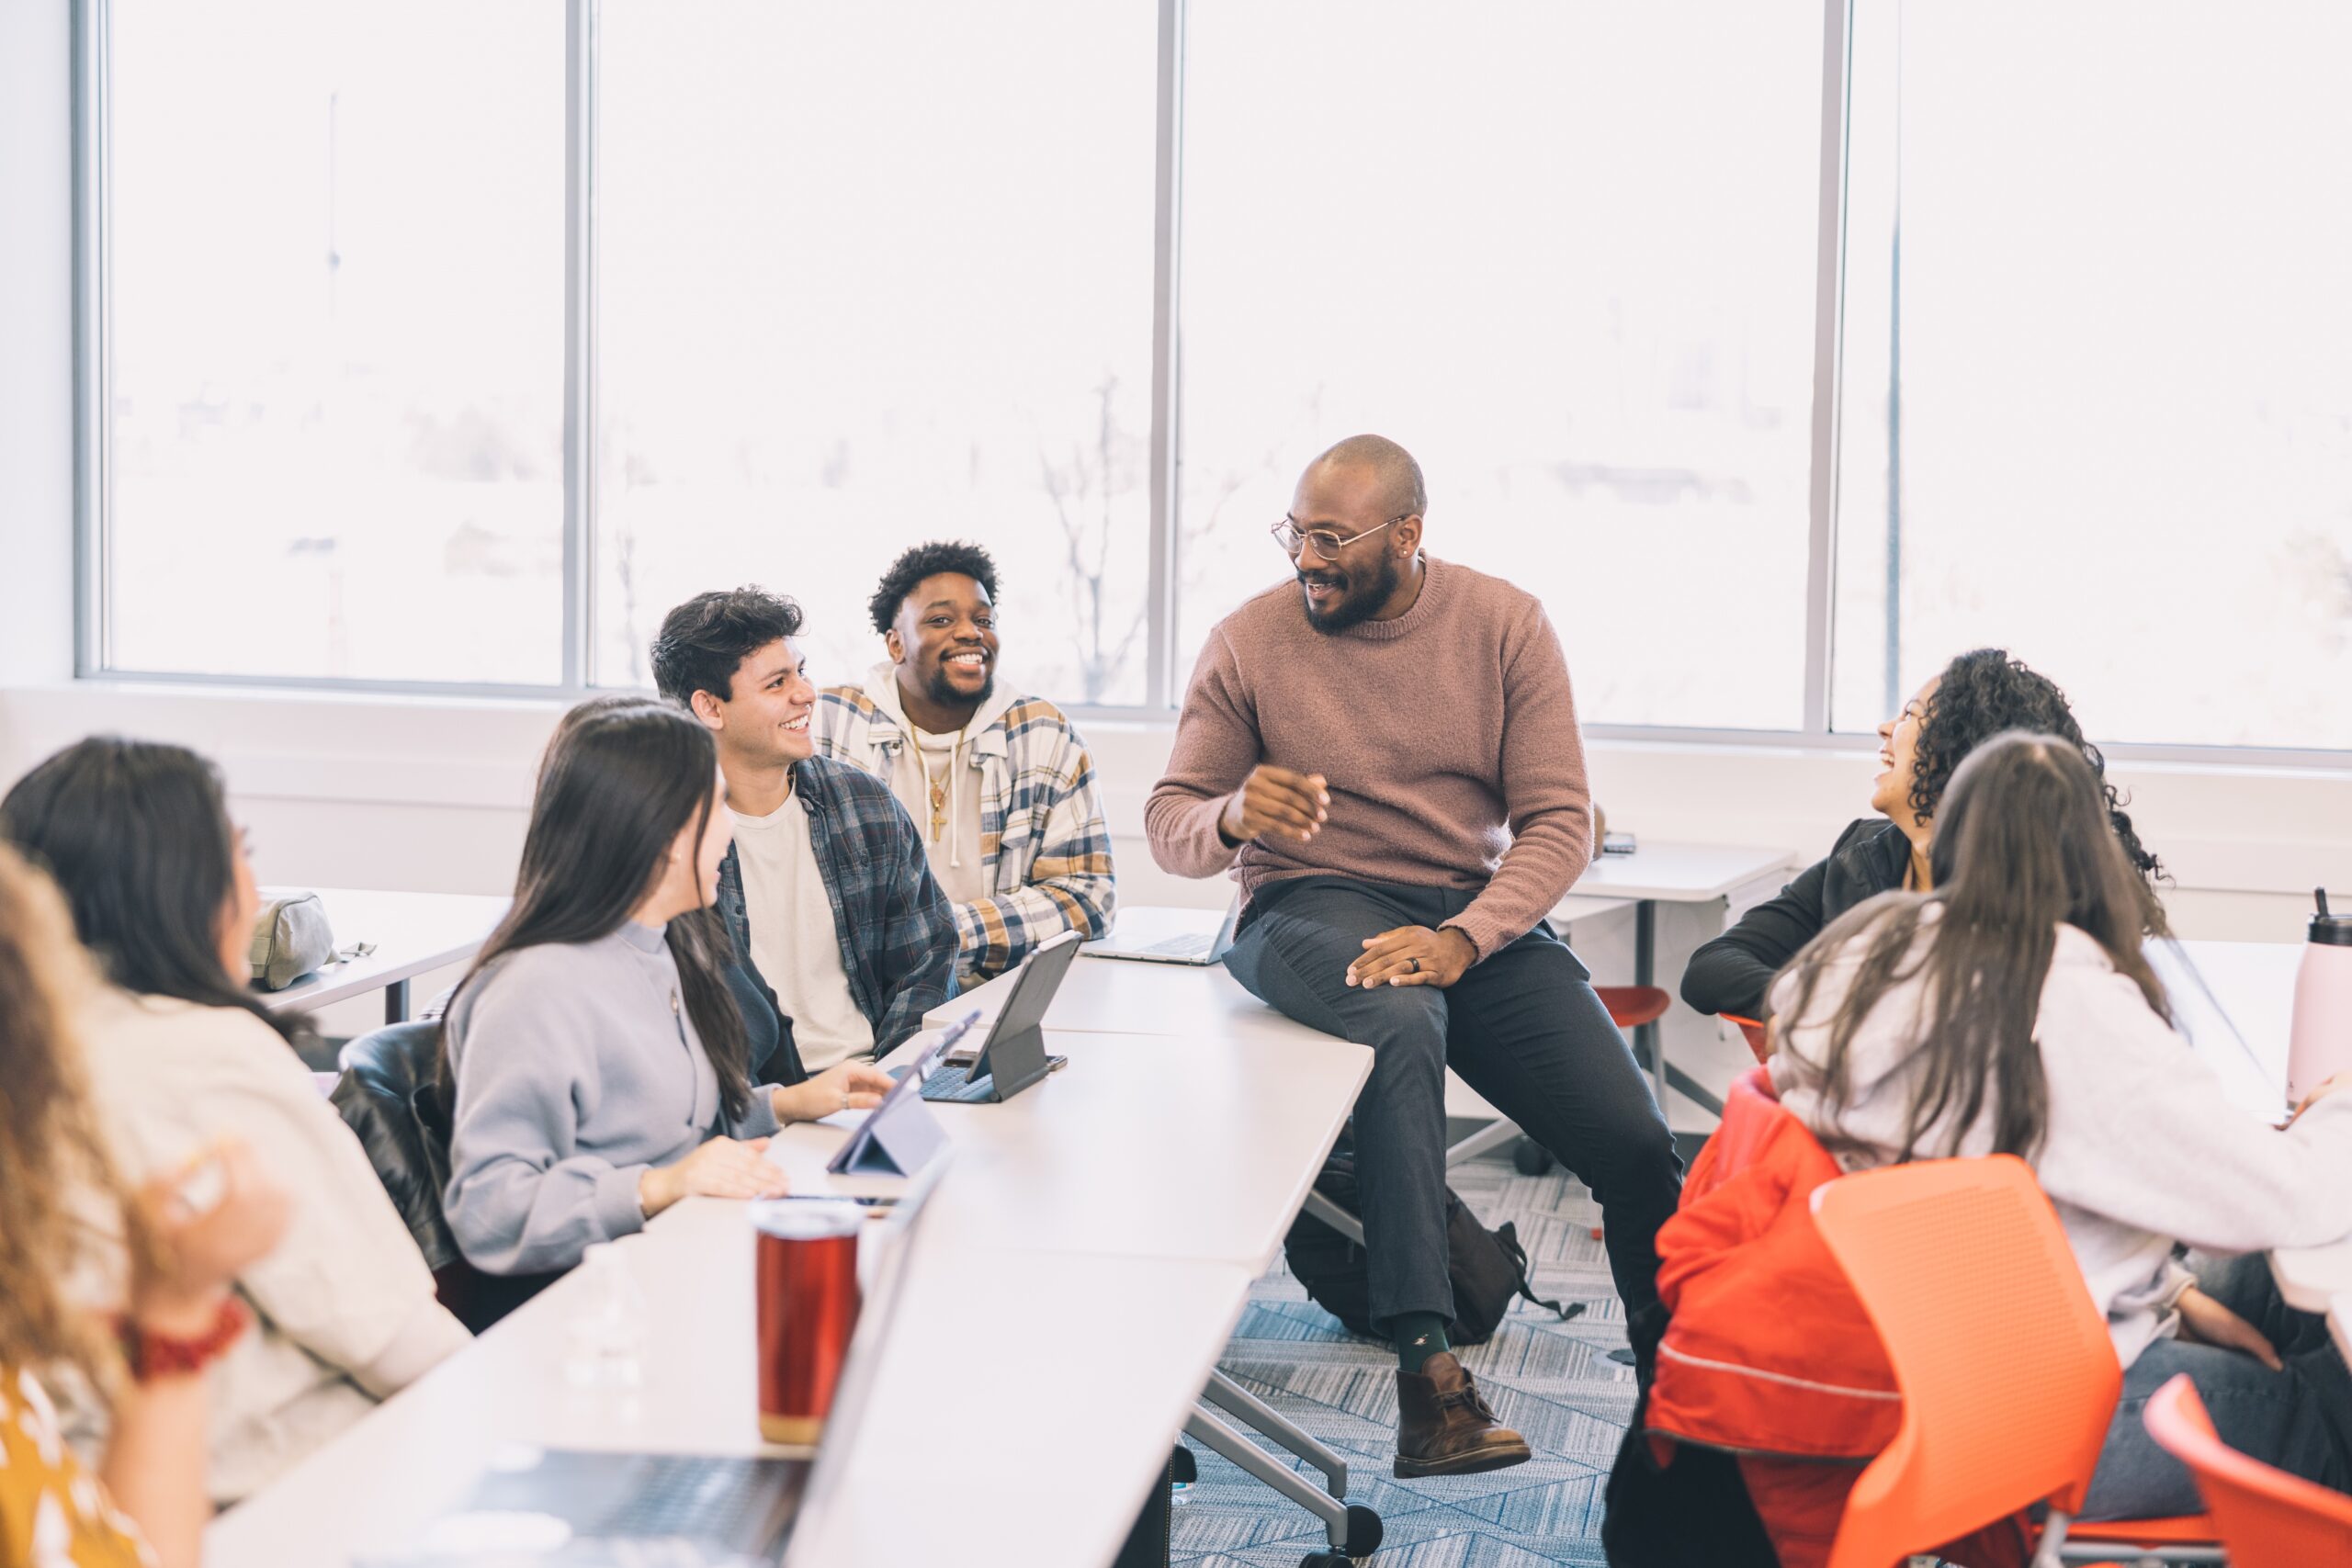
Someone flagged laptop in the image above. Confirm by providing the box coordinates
[363,1159,951,1566]
[1083,898,1241,966]
[915,928,1084,1104]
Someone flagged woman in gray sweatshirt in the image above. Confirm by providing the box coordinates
[441,701,892,1278]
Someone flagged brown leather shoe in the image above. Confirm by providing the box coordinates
[1394,1352,1532,1478]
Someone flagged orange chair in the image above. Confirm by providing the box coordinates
[1809,1156,2217,1567]
[1721,1012,1770,1064]
[2142,1373,2352,1563]
[1597,985,1673,1034]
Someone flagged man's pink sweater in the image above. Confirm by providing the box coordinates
[1145,557,1593,960]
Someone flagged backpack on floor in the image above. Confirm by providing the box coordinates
[1283,1145,1585,1346]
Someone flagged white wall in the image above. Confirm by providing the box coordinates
[4,7,2346,956]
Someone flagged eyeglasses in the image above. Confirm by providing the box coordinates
[1270,513,1411,562]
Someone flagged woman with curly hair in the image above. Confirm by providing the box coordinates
[0,840,290,1568]
[1681,648,2167,1021]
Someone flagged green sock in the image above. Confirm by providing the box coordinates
[1393,1312,1451,1374]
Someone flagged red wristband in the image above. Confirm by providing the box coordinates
[116,1296,250,1382]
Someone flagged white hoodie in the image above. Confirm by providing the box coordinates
[1770,904,2352,1367]
[856,660,1013,904]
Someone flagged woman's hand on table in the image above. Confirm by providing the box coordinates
[773,1061,895,1124]
[639,1136,789,1217]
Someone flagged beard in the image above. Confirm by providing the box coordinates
[925,659,994,711]
[1300,552,1401,634]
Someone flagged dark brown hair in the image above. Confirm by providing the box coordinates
[650,587,805,708]
[2,737,309,1049]
[436,701,751,1119]
[1777,730,2170,1163]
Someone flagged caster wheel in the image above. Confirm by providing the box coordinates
[1510,1137,1555,1176]
[1300,1554,1351,1568]
[1170,1444,1198,1485]
[1340,1504,1384,1557]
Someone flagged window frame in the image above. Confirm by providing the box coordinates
[64,0,2352,766]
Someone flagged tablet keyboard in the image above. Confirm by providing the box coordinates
[919,1063,998,1103]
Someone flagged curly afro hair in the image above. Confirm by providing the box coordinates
[868,542,1000,635]
[1912,648,2166,889]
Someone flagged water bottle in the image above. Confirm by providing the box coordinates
[565,1240,649,1391]
[2286,889,2352,1104]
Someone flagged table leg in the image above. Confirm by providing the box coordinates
[385,980,411,1026]
[1634,900,1666,1111]
[1631,901,1727,1122]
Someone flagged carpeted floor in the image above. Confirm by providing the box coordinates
[1171,1157,1634,1567]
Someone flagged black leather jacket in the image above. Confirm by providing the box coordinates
[330,1021,460,1273]
[1679,818,1912,1020]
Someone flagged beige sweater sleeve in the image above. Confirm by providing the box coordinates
[106,1008,469,1394]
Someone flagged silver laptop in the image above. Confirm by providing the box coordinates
[365,1159,950,1566]
[1083,898,1241,966]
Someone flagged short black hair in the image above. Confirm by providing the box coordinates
[650,587,805,705]
[867,542,1001,635]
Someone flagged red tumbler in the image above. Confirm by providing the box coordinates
[749,1201,863,1446]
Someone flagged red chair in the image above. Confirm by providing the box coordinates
[1810,1156,2217,1567]
[2141,1373,2352,1563]
[1721,1012,1770,1064]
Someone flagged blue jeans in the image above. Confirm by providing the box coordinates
[1223,875,1683,1335]
[2082,1252,2352,1518]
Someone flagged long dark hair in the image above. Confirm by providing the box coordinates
[1778,731,2171,1164]
[1912,649,2167,909]
[436,701,752,1118]
[0,737,305,1048]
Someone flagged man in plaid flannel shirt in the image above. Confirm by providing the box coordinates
[652,587,956,1074]
[815,542,1116,988]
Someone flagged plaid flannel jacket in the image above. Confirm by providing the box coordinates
[814,683,1116,985]
[715,754,956,1055]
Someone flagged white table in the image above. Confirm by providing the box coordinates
[778,1029,1370,1274]
[1569,843,1797,1117]
[206,1196,1249,1568]
[933,945,1519,1122]
[2160,939,2352,1337]
[2153,938,2300,1121]
[256,886,508,1025]
[213,948,1374,1568]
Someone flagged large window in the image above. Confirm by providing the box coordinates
[101,0,565,684]
[594,0,1158,700]
[76,1,2352,756]
[1833,0,2352,750]
[1179,0,1825,728]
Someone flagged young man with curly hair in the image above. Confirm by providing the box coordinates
[651,587,956,1070]
[813,542,1115,987]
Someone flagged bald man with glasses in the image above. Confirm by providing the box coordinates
[1148,434,1682,1479]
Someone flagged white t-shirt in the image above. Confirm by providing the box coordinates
[889,720,990,907]
[732,791,876,1072]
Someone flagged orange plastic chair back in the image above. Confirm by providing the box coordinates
[2143,1374,2352,1562]
[1810,1156,2122,1568]
[1721,1012,1770,1063]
